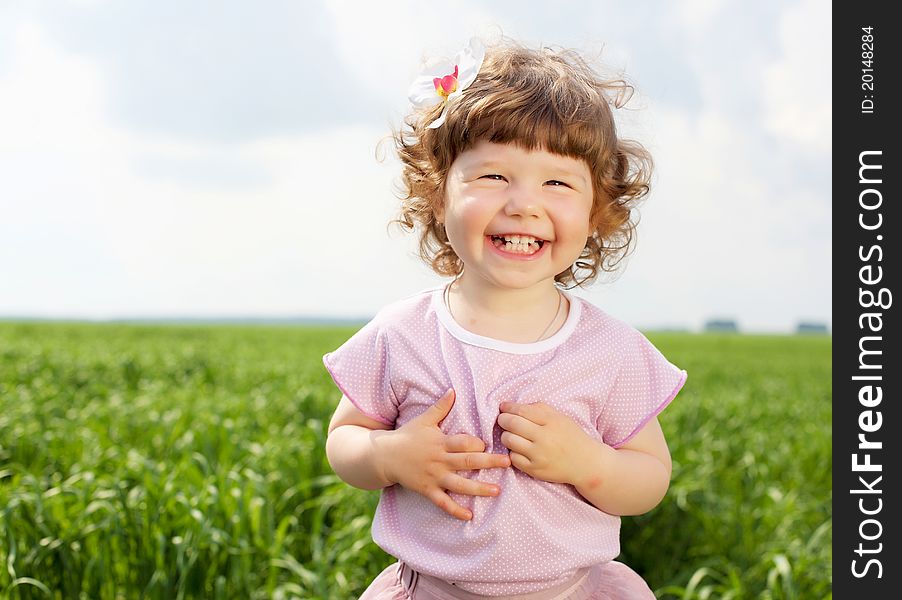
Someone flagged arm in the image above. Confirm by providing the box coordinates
[325,395,395,490]
[571,417,672,516]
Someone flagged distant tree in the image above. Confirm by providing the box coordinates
[704,319,738,333]
[796,321,829,335]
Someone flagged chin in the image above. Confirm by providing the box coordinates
[487,273,555,290]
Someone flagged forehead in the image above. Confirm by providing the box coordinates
[453,141,590,177]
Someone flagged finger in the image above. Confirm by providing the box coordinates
[496,412,541,441]
[509,451,532,472]
[444,433,486,453]
[426,488,472,521]
[440,473,501,497]
[446,451,511,471]
[500,431,533,455]
[419,389,456,425]
[500,401,549,425]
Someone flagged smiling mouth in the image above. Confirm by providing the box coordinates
[489,234,546,254]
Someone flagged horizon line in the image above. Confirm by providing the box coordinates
[0,315,831,335]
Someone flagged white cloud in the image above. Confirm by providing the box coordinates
[762,0,831,155]
[0,4,832,332]
[593,93,831,331]
[577,0,830,331]
[323,0,502,110]
[0,21,123,255]
[0,20,431,318]
[676,0,727,32]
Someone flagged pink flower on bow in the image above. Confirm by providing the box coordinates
[408,38,485,129]
[433,65,459,99]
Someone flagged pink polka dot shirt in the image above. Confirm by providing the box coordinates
[323,285,687,595]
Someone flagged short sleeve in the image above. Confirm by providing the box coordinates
[322,318,399,426]
[598,329,687,448]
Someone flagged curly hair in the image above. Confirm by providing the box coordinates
[391,40,653,288]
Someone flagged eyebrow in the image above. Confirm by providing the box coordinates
[467,160,505,171]
[553,169,589,187]
[467,160,588,186]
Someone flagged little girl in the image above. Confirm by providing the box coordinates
[323,38,687,600]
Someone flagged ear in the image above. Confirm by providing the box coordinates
[587,198,606,237]
[586,209,599,239]
[434,196,446,225]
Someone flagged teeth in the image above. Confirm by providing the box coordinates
[495,234,537,244]
[489,234,546,255]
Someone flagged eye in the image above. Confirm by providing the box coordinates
[480,174,507,182]
[545,180,572,188]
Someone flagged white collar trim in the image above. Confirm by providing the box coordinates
[430,283,582,354]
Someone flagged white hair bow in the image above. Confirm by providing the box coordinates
[407,38,486,129]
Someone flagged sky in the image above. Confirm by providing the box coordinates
[0,0,831,333]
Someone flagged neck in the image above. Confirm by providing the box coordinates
[448,272,565,343]
[453,273,560,316]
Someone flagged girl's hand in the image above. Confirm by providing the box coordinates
[497,401,598,485]
[379,389,511,521]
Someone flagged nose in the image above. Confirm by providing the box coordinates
[504,182,542,219]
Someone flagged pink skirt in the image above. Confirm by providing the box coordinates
[358,560,656,600]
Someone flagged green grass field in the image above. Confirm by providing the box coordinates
[0,322,831,599]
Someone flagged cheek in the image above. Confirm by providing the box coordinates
[558,206,593,241]
[447,199,491,242]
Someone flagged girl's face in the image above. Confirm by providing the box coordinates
[440,140,595,292]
